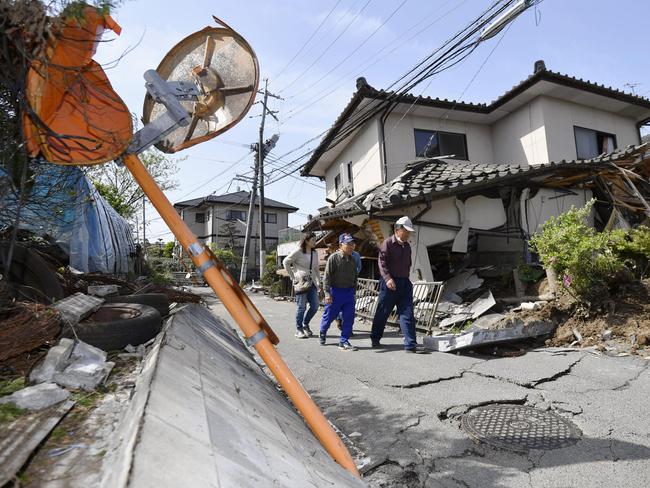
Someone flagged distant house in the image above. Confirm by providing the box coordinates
[302,60,650,281]
[174,191,298,278]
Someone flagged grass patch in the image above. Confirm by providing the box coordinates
[0,402,27,424]
[0,377,25,396]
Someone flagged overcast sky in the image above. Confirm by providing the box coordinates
[95,0,650,242]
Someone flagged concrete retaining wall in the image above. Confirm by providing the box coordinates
[102,304,365,487]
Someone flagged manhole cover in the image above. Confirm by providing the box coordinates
[461,404,582,452]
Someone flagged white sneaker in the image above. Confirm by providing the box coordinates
[295,329,307,339]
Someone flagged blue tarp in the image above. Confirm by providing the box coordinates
[0,163,134,274]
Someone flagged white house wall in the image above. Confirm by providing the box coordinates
[539,96,640,162]
[324,119,382,201]
[492,97,549,165]
[524,187,593,236]
[383,113,495,180]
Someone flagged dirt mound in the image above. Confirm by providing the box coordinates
[547,279,650,349]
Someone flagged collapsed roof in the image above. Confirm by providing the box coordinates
[305,144,650,230]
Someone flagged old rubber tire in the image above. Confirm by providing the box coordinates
[0,242,64,303]
[104,293,170,317]
[62,303,162,350]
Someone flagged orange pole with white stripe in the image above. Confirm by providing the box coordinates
[122,153,360,478]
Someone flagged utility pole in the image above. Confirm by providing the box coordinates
[239,165,259,284]
[256,79,282,279]
[142,195,146,256]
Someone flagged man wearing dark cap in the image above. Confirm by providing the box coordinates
[319,233,358,351]
[371,216,426,353]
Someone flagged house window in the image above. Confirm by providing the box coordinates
[334,173,341,197]
[264,212,277,224]
[346,162,354,195]
[195,212,205,223]
[226,210,247,221]
[574,126,617,159]
[414,129,468,160]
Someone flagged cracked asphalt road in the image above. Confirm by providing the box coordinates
[204,291,650,488]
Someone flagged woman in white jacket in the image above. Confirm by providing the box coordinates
[283,233,320,338]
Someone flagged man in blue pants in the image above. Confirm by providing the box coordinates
[319,233,358,351]
[370,216,427,353]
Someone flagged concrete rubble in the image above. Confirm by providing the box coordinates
[425,316,557,352]
[30,338,114,391]
[53,292,104,324]
[0,383,70,410]
[87,285,120,297]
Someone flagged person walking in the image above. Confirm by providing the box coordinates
[283,233,320,339]
[370,216,426,353]
[335,249,361,334]
[319,233,358,351]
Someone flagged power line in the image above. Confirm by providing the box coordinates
[175,150,254,201]
[280,0,467,122]
[278,0,373,94]
[259,1,532,187]
[285,0,409,100]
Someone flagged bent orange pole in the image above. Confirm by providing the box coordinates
[122,153,360,478]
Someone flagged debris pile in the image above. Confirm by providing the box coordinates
[547,278,650,353]
[0,303,61,363]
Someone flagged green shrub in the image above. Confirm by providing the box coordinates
[261,251,280,287]
[608,226,650,278]
[529,199,623,304]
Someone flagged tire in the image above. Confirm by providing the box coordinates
[104,293,170,317]
[62,303,162,350]
[0,241,64,303]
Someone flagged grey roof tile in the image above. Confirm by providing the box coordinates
[311,144,648,222]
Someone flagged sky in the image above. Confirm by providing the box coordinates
[94,0,650,243]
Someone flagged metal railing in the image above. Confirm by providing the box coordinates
[355,278,445,334]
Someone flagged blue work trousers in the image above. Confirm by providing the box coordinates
[295,285,319,329]
[320,287,355,342]
[371,277,417,349]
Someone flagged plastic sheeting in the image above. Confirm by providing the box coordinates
[0,163,134,274]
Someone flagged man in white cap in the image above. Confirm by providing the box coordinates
[370,216,426,353]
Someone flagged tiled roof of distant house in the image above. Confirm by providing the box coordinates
[174,190,298,211]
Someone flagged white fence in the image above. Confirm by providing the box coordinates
[355,278,445,333]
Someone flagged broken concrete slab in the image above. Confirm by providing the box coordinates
[443,270,483,294]
[72,339,107,363]
[30,338,113,391]
[116,304,365,488]
[425,317,556,352]
[471,313,506,329]
[439,291,496,328]
[0,400,75,487]
[87,285,120,297]
[53,292,104,325]
[0,383,70,410]
[53,359,114,391]
[30,338,75,384]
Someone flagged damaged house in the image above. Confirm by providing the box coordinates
[302,61,650,284]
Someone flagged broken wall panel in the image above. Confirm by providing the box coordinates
[524,188,593,235]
